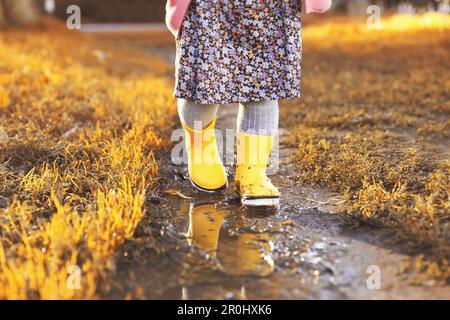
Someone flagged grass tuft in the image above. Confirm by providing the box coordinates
[287,14,450,282]
[0,23,176,299]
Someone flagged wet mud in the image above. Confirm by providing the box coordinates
[106,102,449,300]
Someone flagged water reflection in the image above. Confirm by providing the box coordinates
[185,202,275,277]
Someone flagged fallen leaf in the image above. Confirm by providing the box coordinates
[165,189,193,200]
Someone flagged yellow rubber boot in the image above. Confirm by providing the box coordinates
[235,132,280,206]
[182,119,228,192]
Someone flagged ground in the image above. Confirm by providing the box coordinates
[0,14,449,299]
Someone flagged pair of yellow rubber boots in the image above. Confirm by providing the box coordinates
[182,119,280,206]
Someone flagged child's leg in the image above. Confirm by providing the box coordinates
[236,100,279,136]
[178,98,219,129]
[235,100,280,207]
[178,98,227,192]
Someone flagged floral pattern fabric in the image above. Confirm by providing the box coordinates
[174,0,303,105]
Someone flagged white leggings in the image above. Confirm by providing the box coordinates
[178,99,279,136]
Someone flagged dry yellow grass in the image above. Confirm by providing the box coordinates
[1,13,448,298]
[285,14,449,282]
[0,22,176,299]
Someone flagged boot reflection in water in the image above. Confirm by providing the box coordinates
[186,202,274,277]
[186,202,227,257]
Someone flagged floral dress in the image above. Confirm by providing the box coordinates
[174,0,303,105]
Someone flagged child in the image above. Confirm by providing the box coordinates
[166,0,332,206]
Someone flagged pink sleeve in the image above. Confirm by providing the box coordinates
[165,0,191,38]
[305,0,332,14]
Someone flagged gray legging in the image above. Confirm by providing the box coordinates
[178,99,279,136]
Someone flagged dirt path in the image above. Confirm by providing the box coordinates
[92,32,449,300]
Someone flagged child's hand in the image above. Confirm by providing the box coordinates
[305,0,332,14]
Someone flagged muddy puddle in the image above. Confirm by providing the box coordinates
[103,103,450,300]
[108,177,348,300]
[184,201,275,278]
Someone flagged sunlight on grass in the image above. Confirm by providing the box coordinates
[381,12,450,31]
[0,24,176,299]
[304,12,450,44]
[287,13,449,283]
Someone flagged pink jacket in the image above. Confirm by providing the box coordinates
[166,0,332,37]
